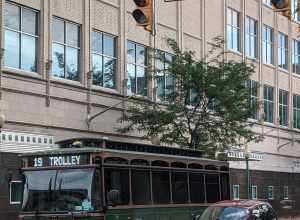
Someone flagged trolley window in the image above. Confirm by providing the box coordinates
[22,168,101,212]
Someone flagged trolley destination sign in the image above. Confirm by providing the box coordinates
[28,154,90,167]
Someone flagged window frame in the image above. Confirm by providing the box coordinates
[292,39,300,75]
[4,1,39,72]
[264,85,274,123]
[245,16,257,59]
[278,32,288,70]
[263,25,274,65]
[248,80,259,119]
[52,16,81,81]
[232,185,240,200]
[91,29,117,89]
[251,185,258,200]
[268,186,274,200]
[10,180,23,205]
[155,50,175,103]
[284,186,289,200]
[227,8,240,52]
[279,89,289,127]
[126,40,148,97]
[293,94,300,129]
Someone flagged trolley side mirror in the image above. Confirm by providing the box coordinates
[107,189,120,207]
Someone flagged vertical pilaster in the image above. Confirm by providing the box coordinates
[274,11,279,128]
[258,0,263,117]
[201,0,206,59]
[0,0,4,101]
[119,0,126,96]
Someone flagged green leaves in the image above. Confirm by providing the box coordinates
[118,38,260,159]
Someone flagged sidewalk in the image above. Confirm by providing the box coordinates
[280,217,300,220]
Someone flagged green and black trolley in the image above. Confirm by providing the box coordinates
[19,138,230,220]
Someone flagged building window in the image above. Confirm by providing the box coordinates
[232,185,240,200]
[227,8,240,52]
[284,186,289,200]
[245,17,257,58]
[268,186,274,200]
[52,17,80,81]
[278,33,288,70]
[251,185,258,200]
[264,85,274,123]
[4,2,38,72]
[292,0,300,21]
[293,94,300,129]
[279,90,289,126]
[247,80,259,119]
[156,51,175,102]
[263,25,274,65]
[263,0,272,6]
[127,41,148,96]
[10,181,23,204]
[91,31,117,89]
[292,40,300,75]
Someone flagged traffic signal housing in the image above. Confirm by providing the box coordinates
[271,0,291,19]
[132,0,153,32]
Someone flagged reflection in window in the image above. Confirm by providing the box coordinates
[278,33,288,70]
[156,51,175,102]
[22,169,99,212]
[293,94,300,129]
[4,2,38,72]
[172,172,188,204]
[245,17,257,58]
[292,39,300,75]
[264,85,274,123]
[227,8,240,52]
[292,0,300,22]
[279,90,288,126]
[92,31,117,89]
[127,41,148,96]
[104,168,129,205]
[52,18,80,81]
[152,171,170,204]
[251,185,257,200]
[263,25,274,65]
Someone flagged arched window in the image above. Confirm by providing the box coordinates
[171,162,187,168]
[104,157,128,165]
[131,159,149,166]
[152,160,169,167]
[188,163,203,169]
[205,165,218,170]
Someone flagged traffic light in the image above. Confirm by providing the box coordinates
[271,0,291,19]
[132,0,153,32]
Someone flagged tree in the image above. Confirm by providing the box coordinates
[118,38,260,158]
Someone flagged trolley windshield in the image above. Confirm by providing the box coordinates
[22,168,102,212]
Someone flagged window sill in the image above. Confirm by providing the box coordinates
[278,67,289,74]
[3,67,42,80]
[10,202,21,205]
[292,73,300,79]
[51,77,84,89]
[263,63,275,69]
[246,56,258,63]
[91,85,121,96]
[227,49,242,57]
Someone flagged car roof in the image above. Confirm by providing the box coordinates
[210,200,268,209]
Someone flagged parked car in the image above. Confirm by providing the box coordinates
[195,200,277,220]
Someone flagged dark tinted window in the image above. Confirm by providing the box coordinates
[189,173,205,203]
[104,168,129,205]
[152,171,170,204]
[206,174,220,203]
[172,172,188,203]
[132,169,151,205]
